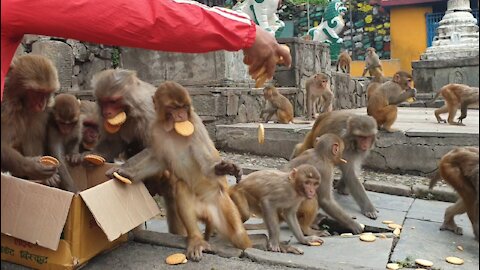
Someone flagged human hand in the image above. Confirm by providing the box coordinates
[242,25,292,87]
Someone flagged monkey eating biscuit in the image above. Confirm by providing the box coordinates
[107,111,127,126]
[174,120,195,137]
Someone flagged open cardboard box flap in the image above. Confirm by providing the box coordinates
[80,178,160,242]
[1,174,74,251]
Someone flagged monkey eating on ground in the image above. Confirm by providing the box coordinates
[285,133,364,234]
[336,51,351,74]
[107,81,249,261]
[430,147,479,241]
[367,71,416,132]
[305,73,334,120]
[428,83,479,126]
[1,55,60,186]
[362,47,383,81]
[291,111,379,220]
[229,164,324,254]
[46,94,81,192]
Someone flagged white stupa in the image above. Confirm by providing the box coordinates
[421,0,479,60]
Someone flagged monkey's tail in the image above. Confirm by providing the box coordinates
[427,90,442,106]
[428,169,442,190]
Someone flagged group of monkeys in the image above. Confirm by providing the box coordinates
[1,53,478,262]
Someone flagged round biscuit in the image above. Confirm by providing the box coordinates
[388,223,403,230]
[84,154,106,165]
[308,242,322,246]
[104,121,121,134]
[258,124,265,144]
[165,253,187,265]
[386,263,400,270]
[113,172,132,184]
[382,220,394,224]
[359,233,376,242]
[415,259,433,267]
[445,256,464,265]
[174,121,194,137]
[107,111,127,126]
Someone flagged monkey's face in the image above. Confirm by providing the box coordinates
[82,120,99,144]
[99,95,125,119]
[355,135,374,151]
[55,115,78,135]
[25,90,51,113]
[292,166,320,199]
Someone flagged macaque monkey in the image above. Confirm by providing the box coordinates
[108,81,249,261]
[79,100,100,152]
[286,134,364,234]
[291,111,379,219]
[336,51,351,74]
[91,69,184,236]
[1,55,60,186]
[230,164,324,254]
[362,47,383,81]
[430,147,479,241]
[429,84,479,126]
[305,73,334,120]
[46,94,81,192]
[367,71,416,132]
[260,85,294,124]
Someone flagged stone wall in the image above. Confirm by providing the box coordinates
[412,57,479,93]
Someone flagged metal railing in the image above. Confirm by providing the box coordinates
[426,9,478,47]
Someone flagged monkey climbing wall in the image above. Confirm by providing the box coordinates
[278,0,392,61]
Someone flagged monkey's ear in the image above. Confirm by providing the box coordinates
[289,168,298,181]
[332,143,339,155]
[393,74,400,83]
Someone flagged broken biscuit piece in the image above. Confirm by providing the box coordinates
[308,241,322,246]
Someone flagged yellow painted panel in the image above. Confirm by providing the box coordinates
[350,59,402,77]
[390,6,432,73]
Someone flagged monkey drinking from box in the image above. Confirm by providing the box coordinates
[367,71,416,132]
[1,55,60,186]
[430,147,479,241]
[107,81,249,261]
[286,133,364,234]
[230,164,323,254]
[305,73,333,120]
[336,51,351,74]
[291,111,379,220]
[46,94,82,192]
[429,84,479,126]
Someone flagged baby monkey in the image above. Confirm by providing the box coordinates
[229,164,323,254]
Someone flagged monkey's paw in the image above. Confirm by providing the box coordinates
[214,160,243,182]
[280,244,304,255]
[186,238,211,262]
[304,235,324,245]
[362,209,378,220]
[440,223,463,235]
[44,174,61,188]
[66,153,84,165]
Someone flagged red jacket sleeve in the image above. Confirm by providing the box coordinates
[1,0,257,99]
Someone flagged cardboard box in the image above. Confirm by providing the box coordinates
[1,164,160,269]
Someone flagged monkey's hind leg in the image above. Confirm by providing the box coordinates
[214,195,252,249]
[447,105,463,126]
[440,199,466,235]
[434,105,448,123]
[379,105,399,132]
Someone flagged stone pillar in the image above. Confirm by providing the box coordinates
[421,0,479,60]
[412,0,479,93]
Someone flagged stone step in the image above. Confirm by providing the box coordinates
[215,107,479,175]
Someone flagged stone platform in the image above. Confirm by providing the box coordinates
[216,107,479,175]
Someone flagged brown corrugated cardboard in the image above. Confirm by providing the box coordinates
[1,163,161,269]
[1,175,74,251]
[80,180,160,242]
